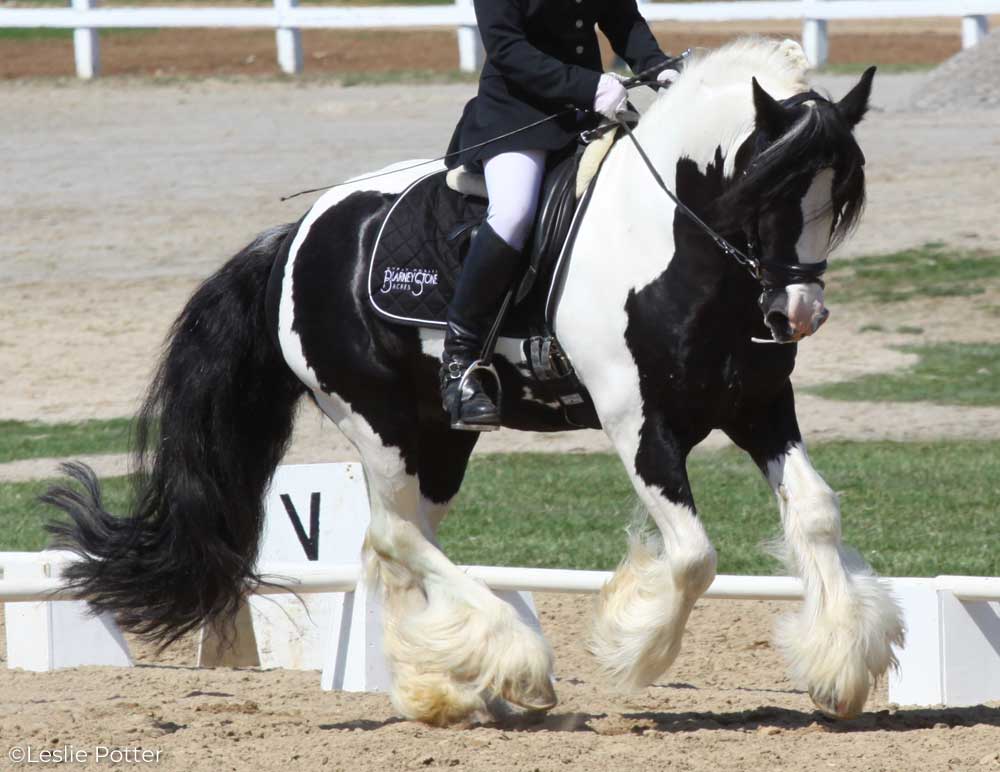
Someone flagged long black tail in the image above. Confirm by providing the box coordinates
[44,224,306,645]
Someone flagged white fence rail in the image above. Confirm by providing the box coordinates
[5,557,1000,605]
[5,556,1000,604]
[3,552,1000,707]
[0,0,995,79]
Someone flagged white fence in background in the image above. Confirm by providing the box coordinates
[0,1,996,79]
[2,463,1000,708]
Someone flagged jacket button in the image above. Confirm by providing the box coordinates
[575,19,583,28]
[575,45,584,55]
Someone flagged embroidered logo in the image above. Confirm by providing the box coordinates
[380,266,439,297]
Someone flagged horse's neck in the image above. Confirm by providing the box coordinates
[586,88,754,285]
[629,84,756,187]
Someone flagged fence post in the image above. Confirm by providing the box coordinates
[71,0,100,79]
[802,0,828,68]
[274,0,303,75]
[455,0,484,73]
[962,15,989,50]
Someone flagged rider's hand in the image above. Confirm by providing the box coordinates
[594,73,628,120]
[657,68,680,87]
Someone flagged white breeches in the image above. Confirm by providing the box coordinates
[483,149,547,251]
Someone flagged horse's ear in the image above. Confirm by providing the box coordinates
[752,77,790,136]
[837,66,877,128]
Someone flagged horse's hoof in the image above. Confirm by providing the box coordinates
[501,678,557,713]
[809,691,861,720]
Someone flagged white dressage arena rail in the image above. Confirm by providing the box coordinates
[0,0,995,79]
[1,462,998,709]
[3,561,998,605]
[1,561,816,603]
[2,553,1000,708]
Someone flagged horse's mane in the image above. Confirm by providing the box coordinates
[672,37,811,97]
[642,37,866,248]
[642,37,812,139]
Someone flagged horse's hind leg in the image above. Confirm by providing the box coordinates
[725,385,904,719]
[387,422,556,724]
[316,391,554,724]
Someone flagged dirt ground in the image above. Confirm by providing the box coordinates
[2,70,1000,466]
[1,35,1000,770]
[2,595,998,772]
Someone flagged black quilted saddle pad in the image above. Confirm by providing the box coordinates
[368,171,485,329]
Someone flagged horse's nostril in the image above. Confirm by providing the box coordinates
[765,310,791,337]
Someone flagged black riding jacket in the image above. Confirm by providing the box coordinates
[446,0,669,169]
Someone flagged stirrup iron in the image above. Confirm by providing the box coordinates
[448,358,503,432]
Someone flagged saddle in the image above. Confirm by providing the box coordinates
[368,128,615,336]
[366,128,617,427]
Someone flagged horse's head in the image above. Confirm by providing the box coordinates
[716,67,875,343]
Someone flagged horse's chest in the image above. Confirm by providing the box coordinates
[652,344,792,428]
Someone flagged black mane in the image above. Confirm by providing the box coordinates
[714,97,867,249]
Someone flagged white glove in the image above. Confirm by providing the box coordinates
[594,73,628,120]
[657,68,680,87]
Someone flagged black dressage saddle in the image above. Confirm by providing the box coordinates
[367,148,592,339]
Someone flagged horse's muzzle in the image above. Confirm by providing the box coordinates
[760,284,830,343]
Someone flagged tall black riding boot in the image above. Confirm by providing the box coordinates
[441,221,524,430]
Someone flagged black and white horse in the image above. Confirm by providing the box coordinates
[47,39,903,726]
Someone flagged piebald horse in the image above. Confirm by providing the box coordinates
[46,38,904,726]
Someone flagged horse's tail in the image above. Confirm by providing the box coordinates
[44,223,306,646]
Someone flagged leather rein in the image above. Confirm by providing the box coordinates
[614,88,832,294]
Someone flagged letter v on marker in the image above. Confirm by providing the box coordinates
[280,492,321,561]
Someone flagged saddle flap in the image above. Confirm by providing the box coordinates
[369,171,486,328]
[368,153,600,336]
[518,153,579,303]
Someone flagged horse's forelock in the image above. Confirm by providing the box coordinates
[710,101,867,246]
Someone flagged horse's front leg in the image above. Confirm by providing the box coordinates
[589,401,718,689]
[725,383,905,719]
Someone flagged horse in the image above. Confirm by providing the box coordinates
[45,38,904,726]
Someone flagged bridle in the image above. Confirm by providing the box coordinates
[617,88,834,296]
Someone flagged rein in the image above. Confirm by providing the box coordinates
[617,88,833,292]
[618,120,763,280]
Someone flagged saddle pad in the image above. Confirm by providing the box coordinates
[368,171,486,329]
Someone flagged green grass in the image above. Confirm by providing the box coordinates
[7,443,994,575]
[826,244,1000,305]
[0,475,132,552]
[5,443,996,575]
[810,343,1000,407]
[0,27,74,40]
[0,418,133,464]
[440,445,999,577]
[0,27,155,40]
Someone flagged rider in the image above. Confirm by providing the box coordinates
[441,0,677,430]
